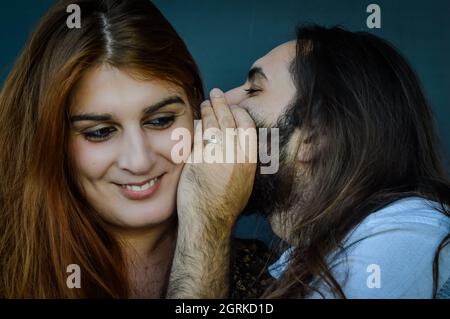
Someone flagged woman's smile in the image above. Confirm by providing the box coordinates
[115,173,165,201]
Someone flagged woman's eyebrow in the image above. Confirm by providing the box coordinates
[70,95,186,123]
[143,95,185,114]
[70,113,112,123]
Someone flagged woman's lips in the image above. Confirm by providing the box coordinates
[117,174,163,200]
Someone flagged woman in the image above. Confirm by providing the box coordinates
[0,0,204,298]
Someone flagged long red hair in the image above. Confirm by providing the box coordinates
[0,0,203,298]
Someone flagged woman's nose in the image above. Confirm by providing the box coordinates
[117,129,154,175]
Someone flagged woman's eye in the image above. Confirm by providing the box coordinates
[144,115,176,129]
[82,126,117,142]
[244,88,262,96]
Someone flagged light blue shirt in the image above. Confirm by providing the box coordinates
[268,197,450,298]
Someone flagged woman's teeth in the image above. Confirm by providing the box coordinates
[123,177,158,192]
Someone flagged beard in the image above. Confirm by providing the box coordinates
[243,102,306,219]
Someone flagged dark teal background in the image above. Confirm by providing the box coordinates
[152,0,450,164]
[0,1,449,243]
[1,1,449,161]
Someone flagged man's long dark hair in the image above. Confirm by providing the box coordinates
[264,25,450,298]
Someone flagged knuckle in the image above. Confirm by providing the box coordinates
[221,116,235,128]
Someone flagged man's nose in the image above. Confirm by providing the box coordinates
[224,86,246,106]
[117,129,154,175]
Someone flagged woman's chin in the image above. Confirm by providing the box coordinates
[108,209,176,231]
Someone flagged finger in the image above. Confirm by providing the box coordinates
[230,106,258,163]
[201,100,222,146]
[200,100,219,131]
[193,118,203,151]
[224,86,246,106]
[210,88,236,130]
[230,105,256,130]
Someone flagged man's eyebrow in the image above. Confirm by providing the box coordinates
[247,67,268,82]
[70,96,186,123]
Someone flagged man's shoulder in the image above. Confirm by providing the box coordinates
[348,196,449,240]
[326,197,450,298]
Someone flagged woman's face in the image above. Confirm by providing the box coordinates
[69,65,194,229]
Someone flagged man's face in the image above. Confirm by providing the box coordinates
[225,41,308,241]
[225,41,297,128]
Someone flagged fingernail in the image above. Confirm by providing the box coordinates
[201,100,211,107]
[210,88,223,98]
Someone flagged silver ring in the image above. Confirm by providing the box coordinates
[205,135,220,144]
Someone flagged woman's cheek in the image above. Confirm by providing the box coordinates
[153,118,194,163]
[69,137,116,179]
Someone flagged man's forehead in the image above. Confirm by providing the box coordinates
[251,41,296,80]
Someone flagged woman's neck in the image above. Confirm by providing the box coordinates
[113,217,177,298]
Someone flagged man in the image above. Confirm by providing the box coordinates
[168,25,450,299]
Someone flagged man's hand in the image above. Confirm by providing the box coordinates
[167,88,257,298]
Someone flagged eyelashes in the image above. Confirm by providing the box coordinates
[82,126,117,141]
[244,88,262,96]
[81,115,176,142]
[143,115,176,128]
